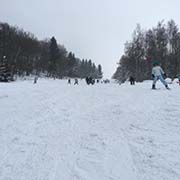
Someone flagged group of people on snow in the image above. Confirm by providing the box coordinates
[67,75,106,85]
[67,77,98,85]
[67,61,176,89]
[38,60,180,89]
[68,78,79,85]
[85,76,95,85]
[67,77,112,86]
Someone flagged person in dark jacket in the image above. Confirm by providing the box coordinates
[74,78,78,85]
[68,79,71,84]
[129,76,135,85]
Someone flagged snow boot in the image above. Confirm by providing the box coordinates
[152,84,156,89]
[165,85,170,90]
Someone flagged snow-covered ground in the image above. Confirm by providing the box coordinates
[0,79,180,180]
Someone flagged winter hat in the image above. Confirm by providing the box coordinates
[153,61,159,66]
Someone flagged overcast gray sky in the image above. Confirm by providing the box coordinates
[1,0,180,78]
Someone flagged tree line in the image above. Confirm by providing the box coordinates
[113,20,180,82]
[0,22,103,81]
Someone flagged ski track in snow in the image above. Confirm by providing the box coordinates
[112,82,180,180]
[0,79,180,180]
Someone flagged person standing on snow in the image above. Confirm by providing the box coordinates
[129,76,135,85]
[34,75,38,84]
[74,78,78,85]
[151,62,170,90]
[68,78,71,84]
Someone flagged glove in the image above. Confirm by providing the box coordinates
[151,74,155,79]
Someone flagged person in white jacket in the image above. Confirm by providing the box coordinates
[151,62,170,89]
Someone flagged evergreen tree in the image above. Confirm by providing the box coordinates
[97,64,103,78]
[0,56,11,82]
[0,22,103,80]
[113,20,180,82]
[0,24,12,81]
[155,21,168,68]
[167,20,180,77]
[144,29,157,78]
[49,36,59,77]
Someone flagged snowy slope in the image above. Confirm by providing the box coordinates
[0,79,180,180]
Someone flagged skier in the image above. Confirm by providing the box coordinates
[151,62,170,90]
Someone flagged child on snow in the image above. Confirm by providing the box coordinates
[151,62,170,90]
